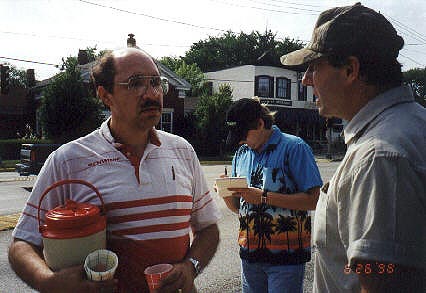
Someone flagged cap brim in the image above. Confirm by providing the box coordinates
[280,48,324,70]
[226,130,242,149]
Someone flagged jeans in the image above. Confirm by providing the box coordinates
[241,259,305,293]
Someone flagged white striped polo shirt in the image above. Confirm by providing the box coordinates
[13,118,221,291]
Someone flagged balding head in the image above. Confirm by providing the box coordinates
[91,48,158,94]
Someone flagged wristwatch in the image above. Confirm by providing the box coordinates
[261,189,268,204]
[188,257,203,277]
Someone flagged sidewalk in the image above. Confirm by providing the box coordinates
[0,156,344,232]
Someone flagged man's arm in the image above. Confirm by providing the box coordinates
[8,238,115,293]
[228,186,320,210]
[352,259,425,293]
[159,223,220,292]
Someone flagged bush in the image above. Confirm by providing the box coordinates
[0,139,53,160]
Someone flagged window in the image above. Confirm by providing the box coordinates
[297,73,307,101]
[160,112,173,133]
[255,75,273,97]
[276,77,291,99]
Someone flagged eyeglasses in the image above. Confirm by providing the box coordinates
[116,74,169,95]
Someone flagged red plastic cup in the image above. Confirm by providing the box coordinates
[144,263,173,292]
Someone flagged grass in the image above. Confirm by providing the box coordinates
[199,154,233,166]
[0,160,18,172]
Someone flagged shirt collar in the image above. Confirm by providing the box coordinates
[99,116,162,147]
[344,85,414,145]
[257,125,281,153]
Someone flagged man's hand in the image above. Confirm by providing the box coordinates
[39,265,117,293]
[213,173,228,192]
[156,261,195,293]
[228,187,263,205]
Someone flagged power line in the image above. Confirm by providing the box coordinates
[259,0,324,8]
[402,47,426,57]
[244,0,322,13]
[78,0,228,32]
[386,14,426,43]
[0,56,60,67]
[399,53,425,67]
[0,31,191,48]
[207,0,318,15]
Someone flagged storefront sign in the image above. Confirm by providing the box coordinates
[260,98,292,107]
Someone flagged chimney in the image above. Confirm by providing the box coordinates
[77,49,89,65]
[127,33,136,47]
[1,64,10,94]
[26,69,35,88]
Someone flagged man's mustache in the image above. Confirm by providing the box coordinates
[141,99,161,111]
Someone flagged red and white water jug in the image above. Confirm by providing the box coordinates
[38,179,107,271]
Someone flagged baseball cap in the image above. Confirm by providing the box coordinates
[280,2,404,69]
[226,98,262,147]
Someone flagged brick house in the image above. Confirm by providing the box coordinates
[30,34,191,136]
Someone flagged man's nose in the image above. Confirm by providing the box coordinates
[302,70,313,86]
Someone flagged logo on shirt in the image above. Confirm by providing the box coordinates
[88,157,120,167]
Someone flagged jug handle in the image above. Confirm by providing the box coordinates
[37,179,105,233]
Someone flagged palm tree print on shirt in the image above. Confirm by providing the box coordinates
[249,203,273,249]
[275,215,297,251]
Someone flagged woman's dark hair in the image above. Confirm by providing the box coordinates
[91,50,115,94]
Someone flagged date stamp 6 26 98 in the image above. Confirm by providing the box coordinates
[344,263,395,275]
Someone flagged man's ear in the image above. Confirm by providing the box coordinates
[257,118,264,130]
[97,86,113,108]
[345,56,360,83]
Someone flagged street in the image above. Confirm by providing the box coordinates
[0,161,339,292]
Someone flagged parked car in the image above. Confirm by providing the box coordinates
[15,144,61,176]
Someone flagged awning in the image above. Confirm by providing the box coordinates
[273,107,326,125]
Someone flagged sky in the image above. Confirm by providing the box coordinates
[1,0,425,81]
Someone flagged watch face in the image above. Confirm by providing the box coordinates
[189,257,202,275]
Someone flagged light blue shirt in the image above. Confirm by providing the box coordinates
[232,125,323,264]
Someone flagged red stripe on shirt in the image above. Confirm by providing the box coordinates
[22,212,40,221]
[108,208,192,224]
[111,221,190,236]
[105,195,192,211]
[192,198,214,214]
[26,202,48,212]
[193,190,210,204]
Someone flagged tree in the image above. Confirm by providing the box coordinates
[404,67,426,107]
[39,55,103,142]
[159,56,183,72]
[159,57,205,97]
[193,84,233,155]
[0,63,28,90]
[9,64,28,88]
[183,30,304,72]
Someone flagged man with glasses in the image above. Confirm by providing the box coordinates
[281,3,426,292]
[9,48,221,293]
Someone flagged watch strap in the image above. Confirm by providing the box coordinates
[261,189,268,204]
[188,257,202,276]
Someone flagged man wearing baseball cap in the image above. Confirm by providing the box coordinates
[222,97,323,293]
[281,3,425,292]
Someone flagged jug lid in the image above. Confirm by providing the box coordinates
[41,199,106,239]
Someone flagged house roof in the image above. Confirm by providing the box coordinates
[33,58,191,93]
[154,61,191,90]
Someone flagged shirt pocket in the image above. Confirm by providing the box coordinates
[312,184,328,250]
[262,167,283,192]
[164,163,192,196]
